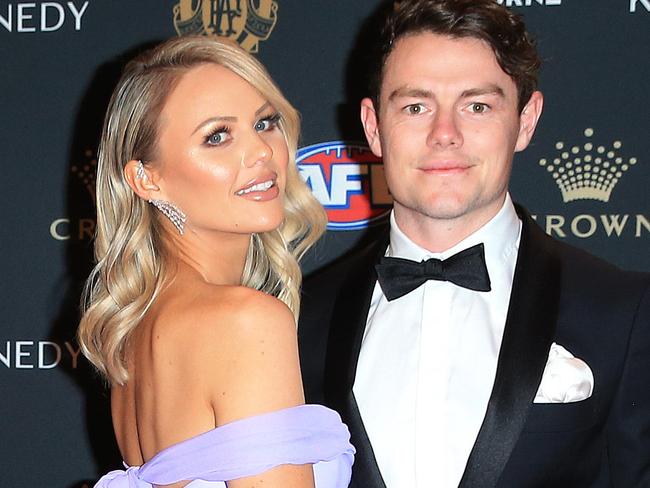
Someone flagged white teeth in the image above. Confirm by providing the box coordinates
[236,180,274,196]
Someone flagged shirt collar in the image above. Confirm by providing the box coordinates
[389,194,521,266]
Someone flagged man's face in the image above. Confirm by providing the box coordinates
[361,33,542,241]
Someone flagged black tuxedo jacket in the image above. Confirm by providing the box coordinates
[299,206,650,488]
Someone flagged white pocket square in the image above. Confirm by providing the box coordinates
[534,342,594,404]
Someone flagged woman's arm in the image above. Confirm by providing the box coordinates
[192,286,315,488]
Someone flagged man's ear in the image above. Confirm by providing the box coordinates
[360,97,383,158]
[515,91,544,152]
[123,160,160,200]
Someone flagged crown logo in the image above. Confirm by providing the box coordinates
[173,0,278,53]
[538,128,638,203]
[71,149,97,203]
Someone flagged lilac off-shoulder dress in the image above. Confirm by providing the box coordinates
[94,405,355,488]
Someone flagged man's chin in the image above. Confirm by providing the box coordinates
[420,193,507,226]
[394,193,502,224]
[415,197,474,221]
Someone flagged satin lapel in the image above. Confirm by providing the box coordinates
[345,392,387,488]
[324,230,389,488]
[459,207,562,488]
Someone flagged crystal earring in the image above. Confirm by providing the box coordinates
[148,199,187,235]
[135,160,146,180]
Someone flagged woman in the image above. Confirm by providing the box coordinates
[78,36,354,488]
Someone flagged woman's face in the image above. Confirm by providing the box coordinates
[152,63,289,236]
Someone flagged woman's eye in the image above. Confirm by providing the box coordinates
[255,114,280,132]
[255,120,271,131]
[205,129,229,146]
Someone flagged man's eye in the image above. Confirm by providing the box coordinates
[470,103,489,114]
[405,104,425,115]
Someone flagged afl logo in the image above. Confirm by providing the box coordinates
[297,141,392,231]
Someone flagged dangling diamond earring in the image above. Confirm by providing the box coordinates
[135,160,146,180]
[148,199,187,235]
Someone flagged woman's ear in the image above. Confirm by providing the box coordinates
[124,160,160,200]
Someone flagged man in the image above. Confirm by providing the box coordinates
[299,1,650,487]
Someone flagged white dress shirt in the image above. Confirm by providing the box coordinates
[353,195,522,488]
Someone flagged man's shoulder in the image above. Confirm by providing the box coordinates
[303,227,390,293]
[519,203,650,292]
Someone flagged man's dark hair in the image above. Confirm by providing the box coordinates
[369,0,541,113]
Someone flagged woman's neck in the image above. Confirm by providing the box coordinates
[164,225,251,286]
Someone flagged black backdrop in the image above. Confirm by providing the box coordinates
[1,1,648,486]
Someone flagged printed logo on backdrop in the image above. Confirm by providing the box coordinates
[496,0,562,7]
[630,0,650,12]
[173,0,278,53]
[532,128,649,239]
[497,0,650,13]
[0,2,89,33]
[1,340,83,370]
[50,149,97,241]
[297,141,392,231]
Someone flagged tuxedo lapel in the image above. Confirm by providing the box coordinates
[324,231,389,488]
[459,207,562,488]
[343,393,387,488]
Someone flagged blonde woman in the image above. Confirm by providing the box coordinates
[78,36,354,488]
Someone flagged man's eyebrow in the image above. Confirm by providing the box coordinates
[387,85,505,102]
[460,84,505,98]
[192,115,237,135]
[388,87,434,102]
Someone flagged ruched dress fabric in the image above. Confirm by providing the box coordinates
[94,405,355,488]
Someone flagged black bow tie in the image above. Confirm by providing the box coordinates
[375,243,492,301]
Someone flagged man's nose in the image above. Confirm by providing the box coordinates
[426,109,463,149]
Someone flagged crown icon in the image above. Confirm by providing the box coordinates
[538,128,638,203]
[70,149,97,203]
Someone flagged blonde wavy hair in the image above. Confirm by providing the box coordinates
[78,36,327,385]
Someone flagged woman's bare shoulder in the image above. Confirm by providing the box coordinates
[152,281,292,337]
[154,284,303,423]
[162,284,295,345]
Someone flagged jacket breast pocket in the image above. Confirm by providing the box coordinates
[522,397,599,433]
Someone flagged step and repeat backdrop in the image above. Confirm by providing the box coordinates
[1,1,648,486]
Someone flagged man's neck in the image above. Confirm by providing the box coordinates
[393,198,507,254]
